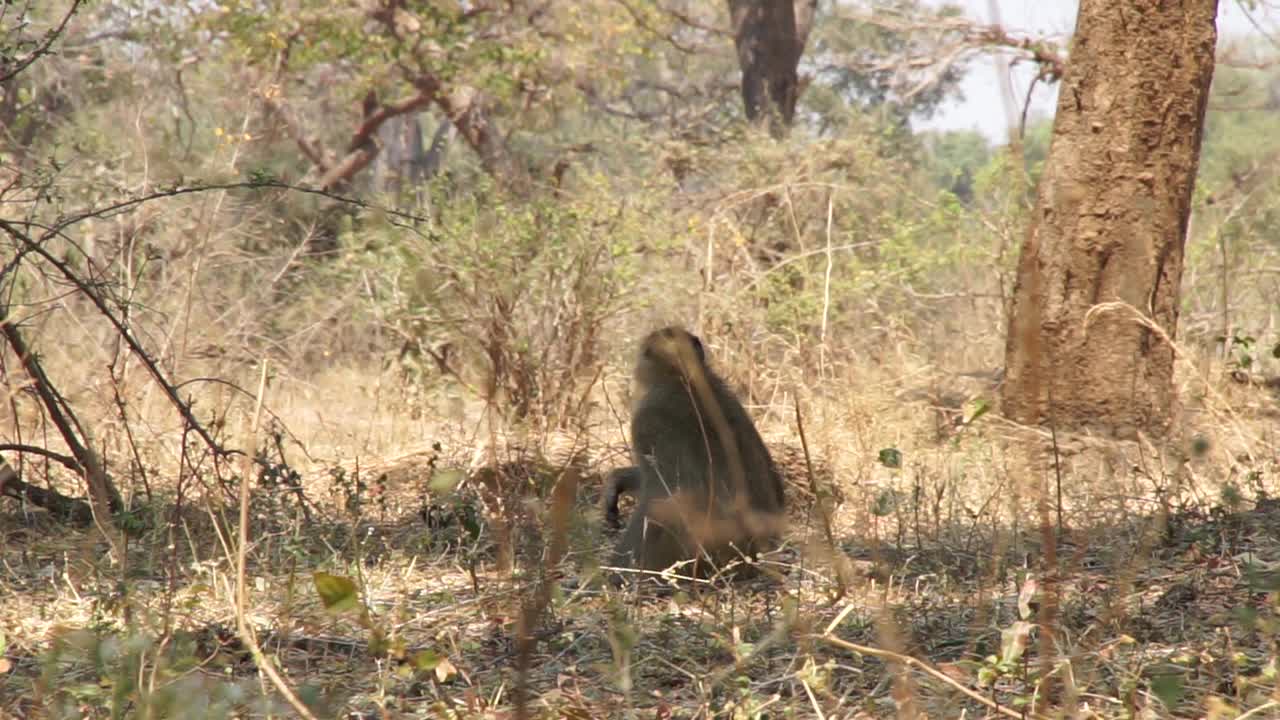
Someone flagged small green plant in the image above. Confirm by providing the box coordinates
[36,629,273,719]
[1221,330,1258,371]
[312,571,456,680]
[877,447,903,469]
[346,175,647,427]
[972,575,1041,709]
[255,425,312,525]
[1219,584,1280,717]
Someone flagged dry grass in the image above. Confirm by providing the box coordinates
[4,6,1279,714]
[4,325,1280,718]
[3,112,1277,716]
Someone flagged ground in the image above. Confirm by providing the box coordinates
[2,367,1280,719]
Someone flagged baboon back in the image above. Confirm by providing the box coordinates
[611,351,784,576]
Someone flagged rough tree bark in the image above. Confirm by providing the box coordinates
[1002,0,1219,436]
[727,0,817,135]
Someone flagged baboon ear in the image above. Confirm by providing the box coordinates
[689,333,706,363]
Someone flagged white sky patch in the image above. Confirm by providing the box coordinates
[915,0,1280,141]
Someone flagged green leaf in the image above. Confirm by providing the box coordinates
[296,684,324,712]
[1244,564,1280,593]
[428,468,466,494]
[877,448,902,469]
[368,628,389,657]
[1150,672,1184,710]
[412,649,443,671]
[313,572,360,613]
[965,399,991,425]
[247,168,277,184]
[1233,606,1259,630]
[1190,435,1211,457]
[459,504,482,540]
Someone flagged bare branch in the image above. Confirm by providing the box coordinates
[0,458,94,524]
[828,8,1067,104]
[614,0,719,54]
[0,443,81,471]
[0,314,122,545]
[2,220,229,460]
[318,89,437,191]
[40,179,432,233]
[0,0,85,83]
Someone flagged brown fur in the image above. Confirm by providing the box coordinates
[609,327,785,582]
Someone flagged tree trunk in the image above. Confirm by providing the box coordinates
[727,0,817,136]
[1002,0,1218,436]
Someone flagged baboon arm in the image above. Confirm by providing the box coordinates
[601,466,640,528]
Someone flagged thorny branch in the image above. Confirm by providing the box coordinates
[1,179,400,521]
[3,178,421,484]
[3,219,235,458]
[37,179,433,234]
[613,0,723,54]
[0,179,433,480]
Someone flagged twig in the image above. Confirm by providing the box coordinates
[0,458,94,523]
[174,376,312,462]
[815,633,1050,720]
[793,398,837,552]
[0,443,81,471]
[0,0,85,84]
[1238,700,1280,720]
[514,467,580,720]
[28,180,433,235]
[613,0,711,54]
[2,220,231,457]
[230,362,319,720]
[0,315,123,549]
[819,193,834,374]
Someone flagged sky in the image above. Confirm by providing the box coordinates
[917,0,1280,141]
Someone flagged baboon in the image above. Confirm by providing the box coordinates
[601,465,640,529]
[608,326,785,581]
[604,440,840,526]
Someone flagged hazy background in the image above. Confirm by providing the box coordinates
[921,0,1280,140]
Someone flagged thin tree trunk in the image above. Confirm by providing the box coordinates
[0,459,95,524]
[0,316,123,555]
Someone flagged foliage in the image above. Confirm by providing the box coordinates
[1183,57,1280,359]
[805,0,969,134]
[197,0,659,189]
[8,2,1280,719]
[35,628,305,719]
[920,128,991,203]
[678,127,1003,368]
[341,174,652,424]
